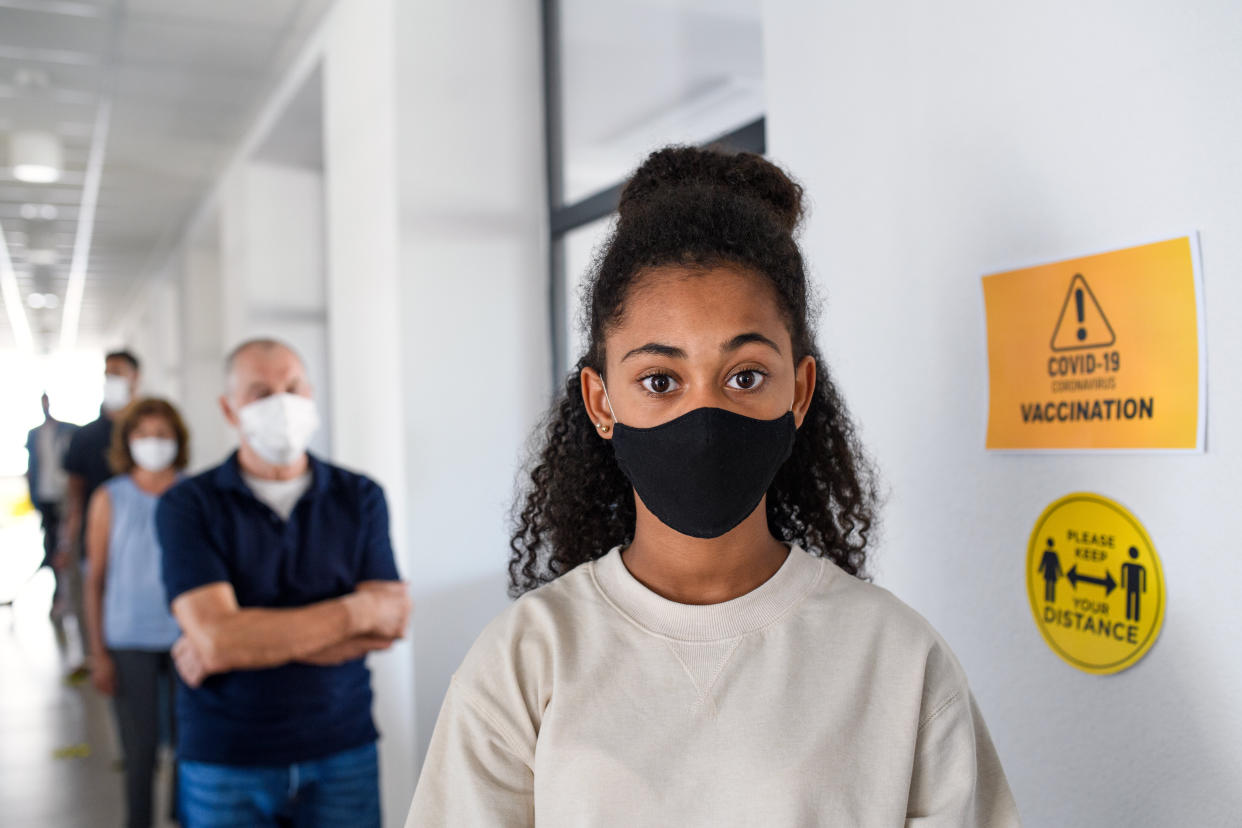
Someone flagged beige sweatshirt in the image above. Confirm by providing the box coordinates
[407,546,1021,826]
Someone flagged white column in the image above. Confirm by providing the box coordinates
[322,2,548,820]
[322,2,413,824]
[392,0,548,772]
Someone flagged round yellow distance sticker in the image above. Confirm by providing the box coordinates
[1027,493,1165,674]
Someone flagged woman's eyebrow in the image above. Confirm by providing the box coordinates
[622,343,687,362]
[722,332,782,355]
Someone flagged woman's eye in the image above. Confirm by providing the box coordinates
[727,370,766,391]
[640,374,678,394]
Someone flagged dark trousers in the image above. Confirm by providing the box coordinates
[34,502,64,603]
[111,649,178,828]
[35,501,60,565]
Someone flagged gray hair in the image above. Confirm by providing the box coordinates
[224,338,304,388]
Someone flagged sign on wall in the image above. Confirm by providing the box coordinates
[1026,493,1165,675]
[982,235,1205,451]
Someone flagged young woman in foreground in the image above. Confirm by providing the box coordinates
[407,147,1020,825]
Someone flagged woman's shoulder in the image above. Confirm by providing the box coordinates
[821,560,934,624]
[811,556,971,687]
[106,474,164,504]
[97,475,134,505]
[453,560,602,687]
[470,558,600,639]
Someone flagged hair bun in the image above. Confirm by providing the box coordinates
[618,145,804,233]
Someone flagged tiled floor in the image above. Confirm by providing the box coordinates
[1,513,176,827]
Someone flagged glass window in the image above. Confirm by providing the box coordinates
[555,0,764,205]
[561,214,615,365]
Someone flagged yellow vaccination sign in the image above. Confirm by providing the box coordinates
[982,235,1205,451]
[1026,493,1165,675]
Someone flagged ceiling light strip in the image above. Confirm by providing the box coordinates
[0,45,100,67]
[59,96,111,352]
[0,0,103,17]
[0,224,36,353]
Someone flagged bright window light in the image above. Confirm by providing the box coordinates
[0,350,104,477]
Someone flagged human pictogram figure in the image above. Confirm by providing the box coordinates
[1120,546,1146,622]
[1038,538,1063,602]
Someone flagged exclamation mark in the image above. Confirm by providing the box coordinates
[1075,286,1086,341]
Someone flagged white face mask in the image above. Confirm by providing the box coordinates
[237,393,320,467]
[103,375,132,412]
[129,437,178,472]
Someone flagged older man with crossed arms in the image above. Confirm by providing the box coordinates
[156,339,411,827]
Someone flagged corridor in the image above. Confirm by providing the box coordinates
[0,515,175,827]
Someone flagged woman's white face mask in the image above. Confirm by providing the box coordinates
[129,437,178,472]
[237,393,320,467]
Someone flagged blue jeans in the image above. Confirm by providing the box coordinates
[179,742,380,827]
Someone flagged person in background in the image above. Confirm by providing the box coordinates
[61,350,141,679]
[156,338,411,828]
[84,397,188,828]
[25,392,78,615]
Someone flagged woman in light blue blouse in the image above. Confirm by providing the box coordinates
[84,397,189,828]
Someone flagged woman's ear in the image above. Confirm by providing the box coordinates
[792,355,817,429]
[580,366,615,440]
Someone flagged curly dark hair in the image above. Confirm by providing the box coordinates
[508,145,878,596]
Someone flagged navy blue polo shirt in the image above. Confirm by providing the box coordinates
[63,412,114,523]
[156,452,400,766]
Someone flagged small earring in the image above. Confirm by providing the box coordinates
[597,422,610,433]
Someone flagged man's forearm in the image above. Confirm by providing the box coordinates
[298,634,395,666]
[189,594,367,675]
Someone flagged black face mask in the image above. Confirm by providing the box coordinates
[610,406,796,539]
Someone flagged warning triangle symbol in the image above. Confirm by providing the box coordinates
[1050,274,1115,352]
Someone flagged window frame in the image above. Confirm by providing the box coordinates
[541,0,766,381]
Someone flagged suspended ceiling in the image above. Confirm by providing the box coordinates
[0,0,331,353]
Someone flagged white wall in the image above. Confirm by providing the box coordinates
[118,277,181,402]
[763,1,1242,824]
[177,218,233,470]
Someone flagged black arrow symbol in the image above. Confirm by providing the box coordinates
[1066,564,1117,596]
